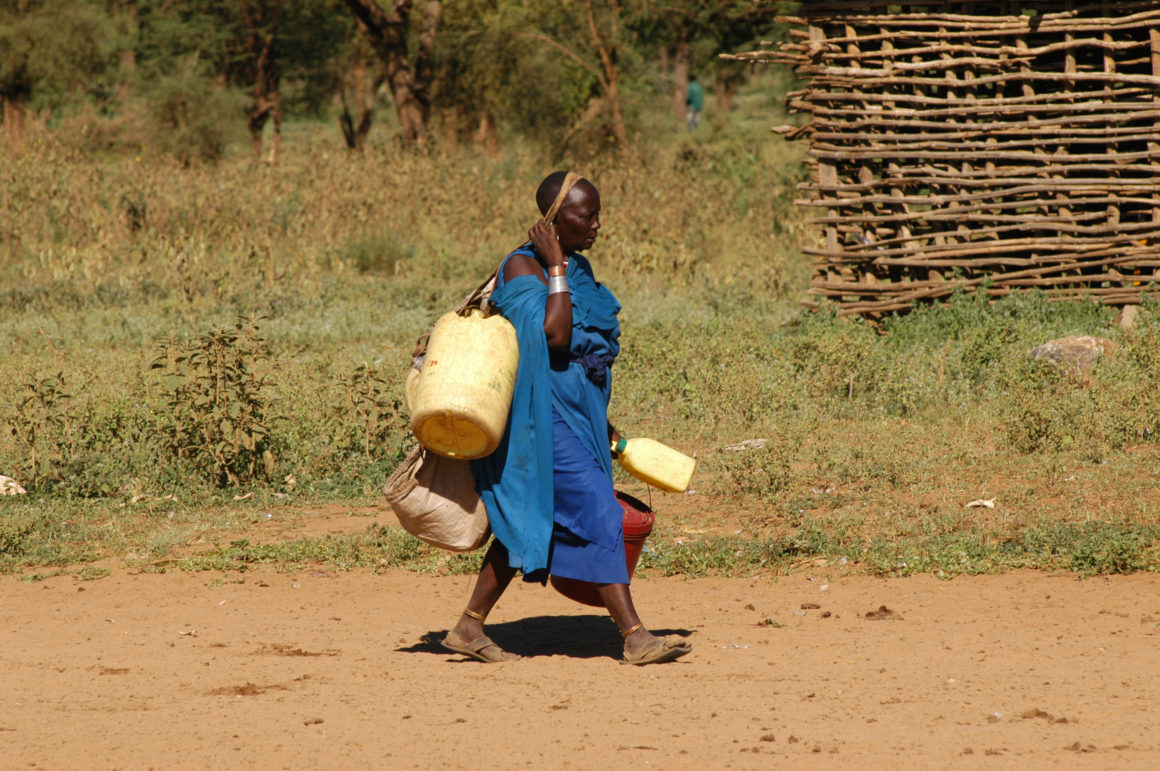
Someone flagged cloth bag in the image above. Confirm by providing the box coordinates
[382,444,490,552]
[383,269,499,552]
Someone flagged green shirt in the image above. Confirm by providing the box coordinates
[686,80,703,111]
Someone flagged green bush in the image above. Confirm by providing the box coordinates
[149,315,276,486]
[141,56,245,165]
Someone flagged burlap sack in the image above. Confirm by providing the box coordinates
[383,444,490,553]
[384,254,507,552]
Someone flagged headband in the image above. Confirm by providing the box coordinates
[541,171,584,226]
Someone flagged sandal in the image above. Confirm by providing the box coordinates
[622,635,692,666]
[442,631,520,663]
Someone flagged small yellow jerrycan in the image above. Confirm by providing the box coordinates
[410,308,519,459]
[611,437,696,493]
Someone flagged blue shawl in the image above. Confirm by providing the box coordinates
[470,247,620,579]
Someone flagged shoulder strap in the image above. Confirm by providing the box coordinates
[411,241,532,359]
[411,265,500,359]
[453,269,499,315]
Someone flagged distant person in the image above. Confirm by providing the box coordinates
[685,74,704,130]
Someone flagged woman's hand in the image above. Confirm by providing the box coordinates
[528,220,566,267]
[518,220,572,352]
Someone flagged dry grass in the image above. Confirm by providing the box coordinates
[3,72,1160,577]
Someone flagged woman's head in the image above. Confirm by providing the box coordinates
[536,171,601,253]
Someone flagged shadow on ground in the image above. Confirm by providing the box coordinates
[398,614,693,661]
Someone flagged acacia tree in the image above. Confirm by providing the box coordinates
[239,1,283,160]
[135,0,348,161]
[583,0,630,151]
[241,0,350,159]
[337,36,381,151]
[342,0,440,144]
[515,0,633,154]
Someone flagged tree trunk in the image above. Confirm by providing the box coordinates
[604,65,628,151]
[112,0,138,106]
[586,0,629,154]
[3,96,26,150]
[473,109,498,157]
[714,79,735,113]
[267,97,282,165]
[414,1,439,110]
[672,41,689,123]
[343,0,441,145]
[339,104,369,151]
[340,50,377,151]
[246,18,279,161]
[249,109,268,157]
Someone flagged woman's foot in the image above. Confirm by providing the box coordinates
[442,612,520,663]
[622,626,692,665]
[441,630,520,663]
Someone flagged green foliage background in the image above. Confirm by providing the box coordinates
[0,0,791,159]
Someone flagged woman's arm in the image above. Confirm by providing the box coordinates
[503,222,573,352]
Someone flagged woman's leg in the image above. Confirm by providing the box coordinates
[597,583,691,662]
[597,582,641,636]
[445,539,520,661]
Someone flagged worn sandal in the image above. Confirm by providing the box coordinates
[622,635,692,666]
[442,632,520,663]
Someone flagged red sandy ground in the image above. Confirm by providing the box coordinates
[3,522,1160,769]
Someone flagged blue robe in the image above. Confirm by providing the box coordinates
[470,245,621,581]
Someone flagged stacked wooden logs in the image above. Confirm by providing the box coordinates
[731,2,1160,317]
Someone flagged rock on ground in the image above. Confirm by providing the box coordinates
[1030,335,1117,376]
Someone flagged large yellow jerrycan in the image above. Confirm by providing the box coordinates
[410,308,519,459]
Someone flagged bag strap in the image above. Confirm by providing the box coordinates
[411,268,499,360]
[453,269,499,315]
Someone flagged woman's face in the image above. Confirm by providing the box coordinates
[554,182,601,253]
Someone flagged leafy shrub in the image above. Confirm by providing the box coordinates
[141,56,245,164]
[3,374,75,489]
[333,362,410,462]
[149,315,276,486]
[55,400,158,497]
[725,444,793,503]
[0,517,35,558]
[1068,528,1150,575]
[787,309,880,401]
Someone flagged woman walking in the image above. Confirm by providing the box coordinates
[442,171,692,666]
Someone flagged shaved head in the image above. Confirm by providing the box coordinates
[536,171,595,218]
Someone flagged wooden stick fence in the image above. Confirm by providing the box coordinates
[729,2,1160,317]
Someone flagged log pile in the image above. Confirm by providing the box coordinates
[732,2,1160,317]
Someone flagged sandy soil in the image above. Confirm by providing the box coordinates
[4,542,1160,770]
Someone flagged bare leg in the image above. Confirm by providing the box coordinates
[444,540,520,661]
[597,583,691,663]
[597,582,642,638]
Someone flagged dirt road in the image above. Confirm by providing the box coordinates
[3,560,1159,769]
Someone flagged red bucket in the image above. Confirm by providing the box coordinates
[549,490,655,607]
